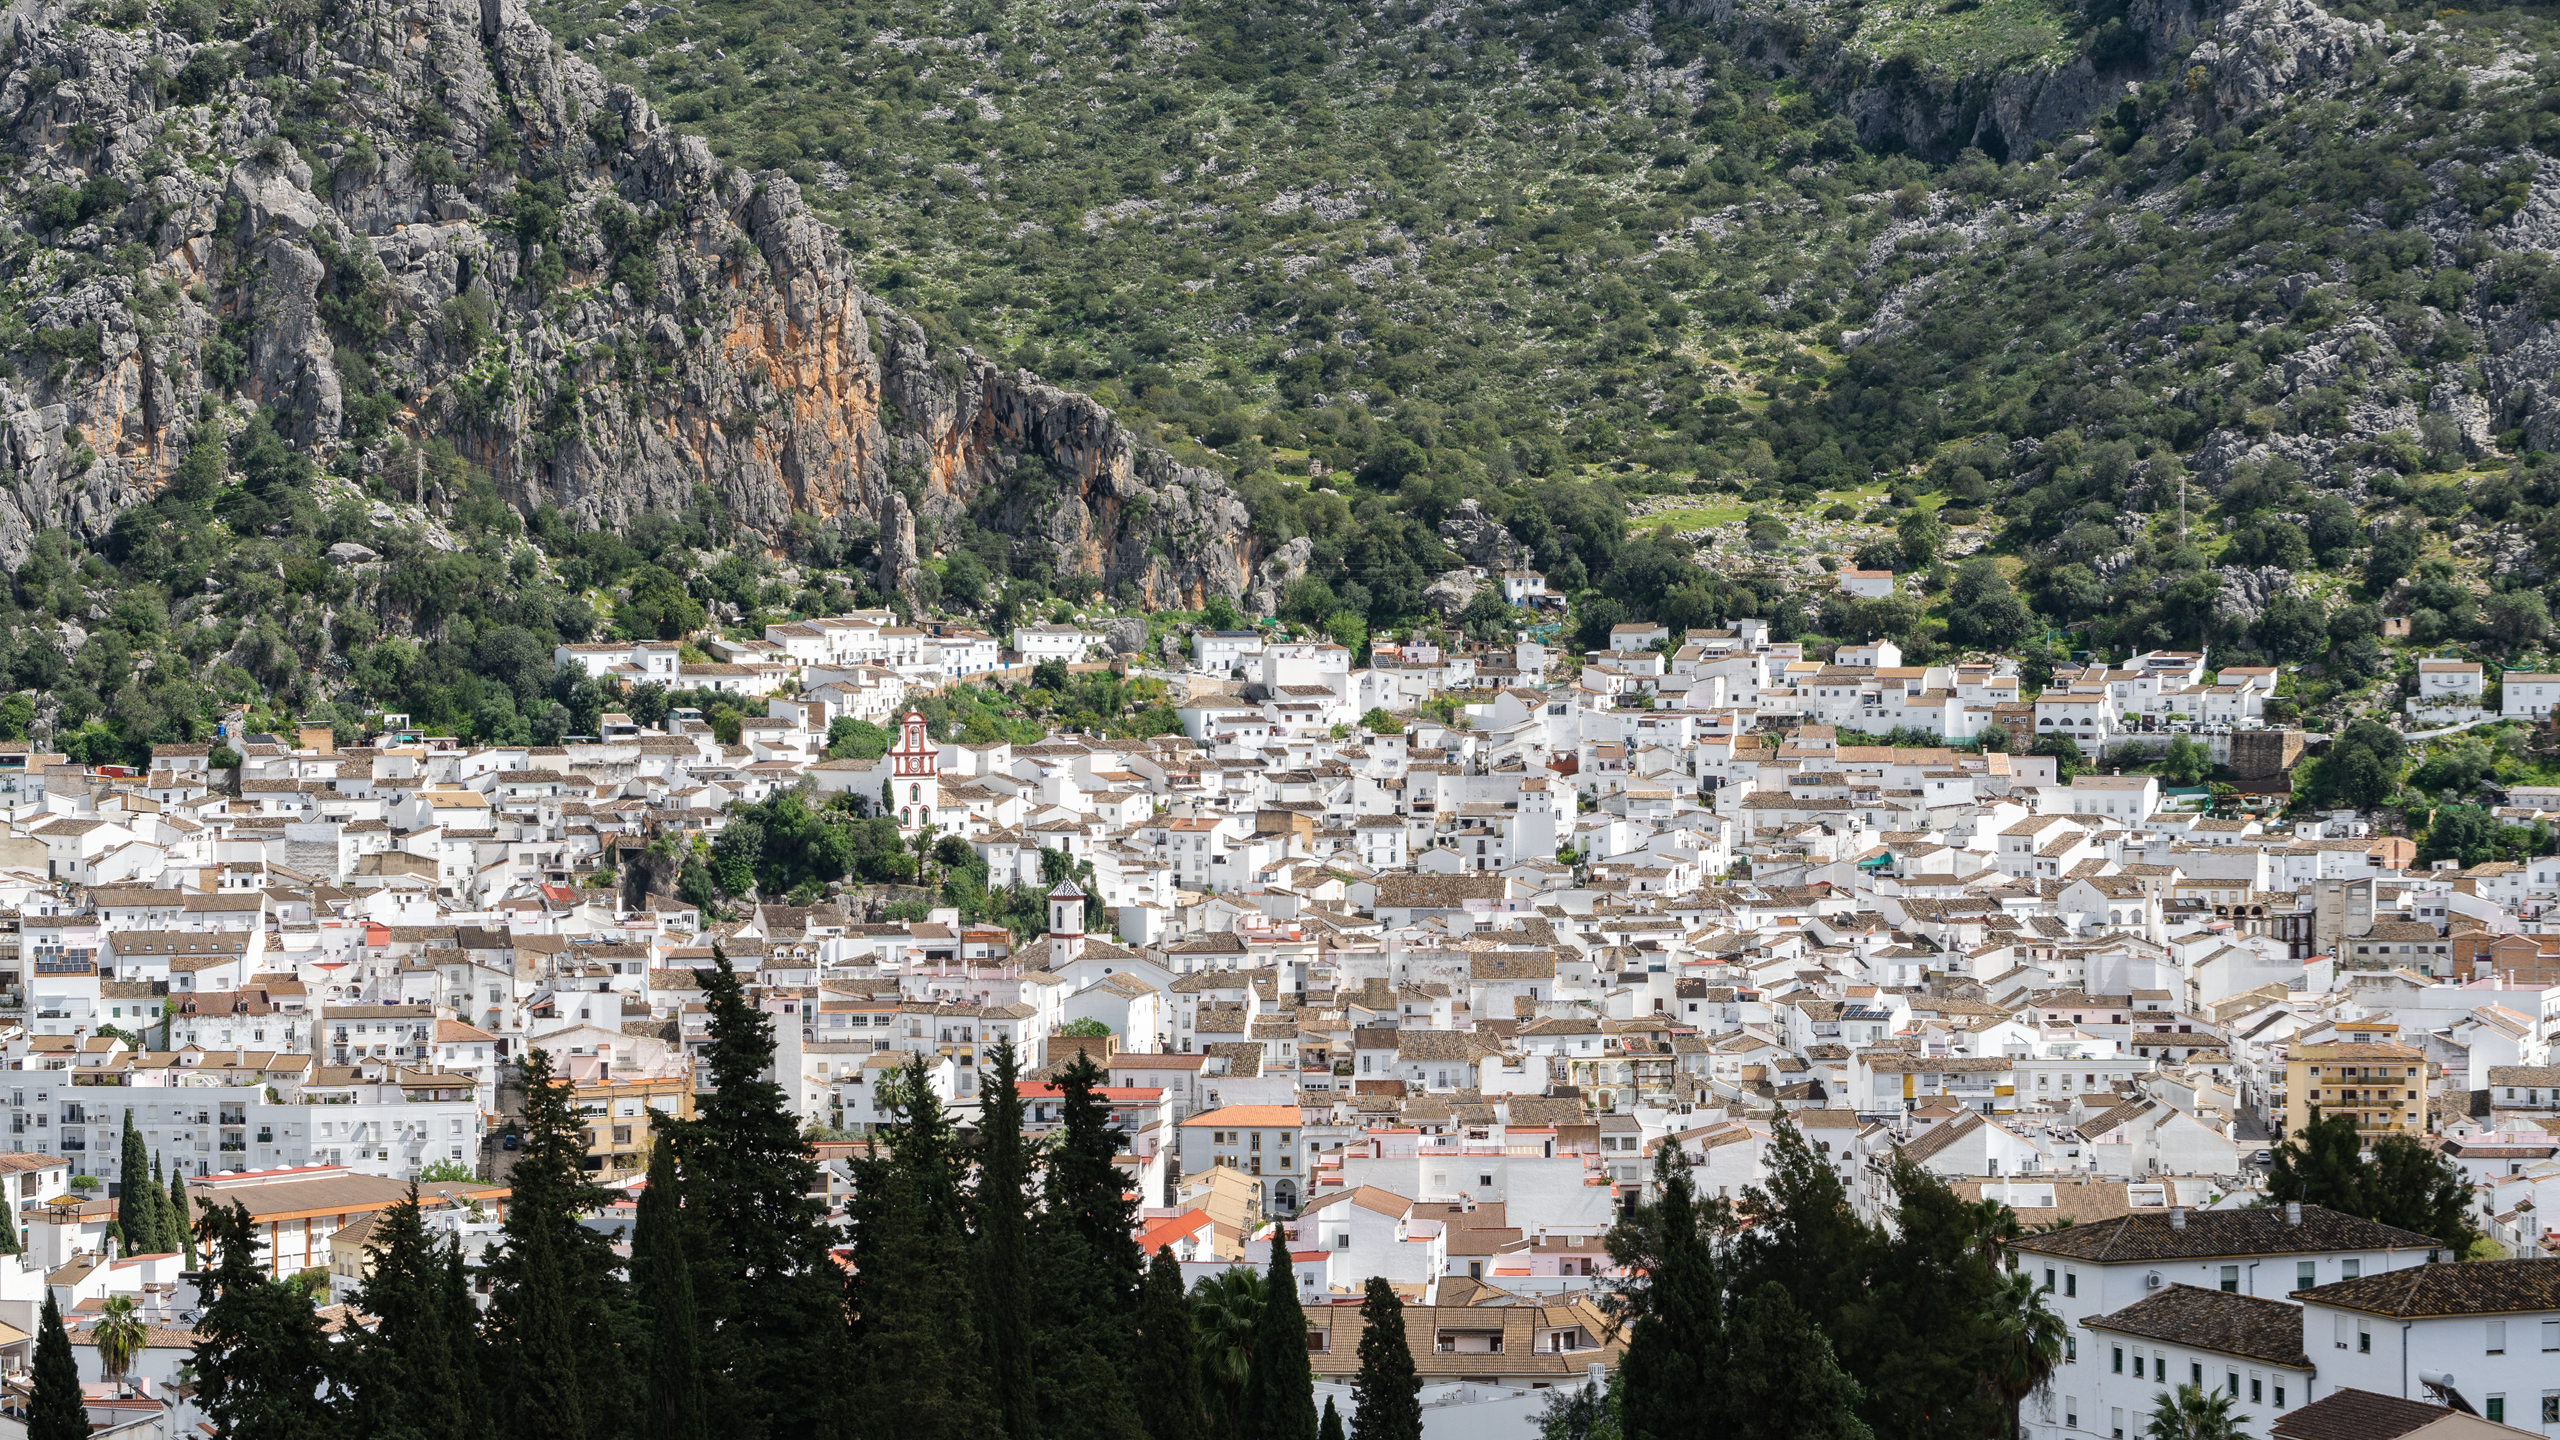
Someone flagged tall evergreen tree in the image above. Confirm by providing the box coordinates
[1610,1149,1724,1440]
[28,1292,86,1440]
[634,1137,710,1440]
[169,1166,198,1270]
[1239,1230,1318,1440]
[661,950,851,1440]
[343,1189,478,1440]
[190,1200,336,1440]
[1719,1283,1871,1440]
[1134,1247,1207,1440]
[1046,1051,1143,1306]
[482,1046,628,1440]
[972,1041,1039,1440]
[1318,1399,1344,1440]
[850,1144,999,1440]
[1347,1277,1419,1440]
[117,1112,161,1255]
[148,1157,178,1260]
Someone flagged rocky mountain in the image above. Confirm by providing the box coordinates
[0,0,1266,605]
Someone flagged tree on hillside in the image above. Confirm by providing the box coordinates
[633,1139,709,1440]
[117,1113,162,1256]
[1611,1147,1725,1440]
[191,1200,336,1440]
[29,1293,85,1440]
[1135,1247,1207,1440]
[343,1189,481,1440]
[1240,1230,1318,1440]
[973,1041,1039,1440]
[1719,1282,1871,1440]
[663,949,852,1440]
[1348,1276,1420,1440]
[482,1046,628,1440]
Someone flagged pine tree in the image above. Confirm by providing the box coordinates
[169,1166,197,1270]
[972,1041,1039,1440]
[28,1292,86,1440]
[1612,1149,1725,1440]
[635,1138,709,1440]
[190,1199,336,1440]
[343,1189,477,1440]
[1347,1278,1419,1440]
[1318,1399,1344,1440]
[661,950,852,1440]
[117,1112,161,1255]
[1134,1247,1207,1440]
[1239,1230,1318,1440]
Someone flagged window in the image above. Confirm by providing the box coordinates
[2220,1265,2239,1293]
[1479,1174,1493,1188]
[2065,1336,2077,1363]
[2044,1268,2056,1293]
[2273,1384,2285,1409]
[2112,1409,2125,1440]
[2485,1397,2504,1425]
[2250,1378,2262,1404]
[2358,1325,2372,1355]
[2191,1363,2203,1388]
[2112,1348,2124,1374]
[2341,1259,2360,1280]
[2132,1355,2145,1378]
[2543,1395,2559,1425]
[2544,1321,2559,1351]
[2297,1261,2316,1291]
[2066,1271,2077,1298]
[2487,1321,2506,1354]
[2226,1372,2239,1398]
[2065,1398,2078,1430]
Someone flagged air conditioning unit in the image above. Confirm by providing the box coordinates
[2144,1271,2164,1290]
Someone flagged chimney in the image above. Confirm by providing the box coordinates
[2169,1207,2187,1230]
[2284,1201,2302,1226]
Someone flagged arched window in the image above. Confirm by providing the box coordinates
[910,784,921,801]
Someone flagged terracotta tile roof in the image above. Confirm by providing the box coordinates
[2295,1257,2560,1317]
[2269,1388,2467,1440]
[2079,1283,2310,1368]
[2007,1204,2441,1263]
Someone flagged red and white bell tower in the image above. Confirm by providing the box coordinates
[887,709,938,833]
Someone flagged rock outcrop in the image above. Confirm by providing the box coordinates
[0,0,1261,604]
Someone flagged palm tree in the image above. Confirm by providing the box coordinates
[2145,1383,2249,1440]
[1980,1267,2065,1440]
[1190,1263,1267,1440]
[1966,1196,2023,1264]
[94,1294,147,1394]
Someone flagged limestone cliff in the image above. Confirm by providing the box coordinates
[0,0,1258,605]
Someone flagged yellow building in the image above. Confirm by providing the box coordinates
[572,1076,694,1179]
[2282,1041,2429,1141]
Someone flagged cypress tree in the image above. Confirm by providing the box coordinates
[147,1158,177,1260]
[482,1046,625,1440]
[1239,1230,1318,1440]
[0,1188,20,1255]
[852,1153,999,1440]
[661,951,852,1440]
[168,1167,197,1270]
[1318,1399,1344,1440]
[1347,1278,1419,1440]
[1134,1246,1207,1440]
[117,1113,160,1255]
[344,1189,475,1440]
[1720,1283,1871,1440]
[635,1138,709,1440]
[190,1200,335,1439]
[1047,1052,1143,1306]
[28,1292,85,1440]
[1614,1149,1724,1440]
[972,1041,1038,1440]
